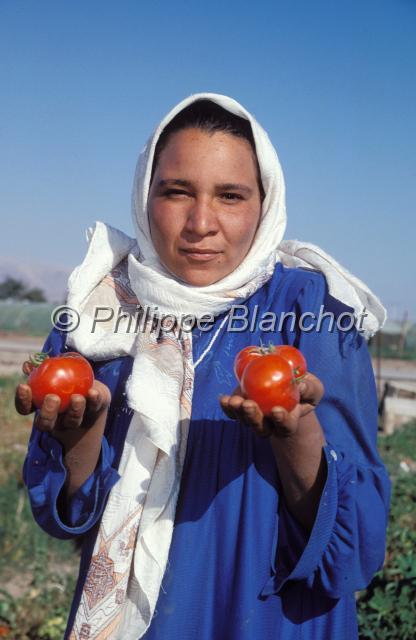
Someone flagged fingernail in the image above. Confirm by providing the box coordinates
[45,396,58,409]
[272,409,284,421]
[299,382,307,393]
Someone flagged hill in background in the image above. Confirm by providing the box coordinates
[0,257,72,304]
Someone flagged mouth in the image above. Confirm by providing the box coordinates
[178,248,222,262]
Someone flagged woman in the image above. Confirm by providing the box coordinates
[17,93,391,640]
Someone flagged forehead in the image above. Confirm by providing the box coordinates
[153,128,259,179]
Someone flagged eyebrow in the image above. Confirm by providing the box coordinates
[157,179,192,188]
[217,182,253,195]
[156,179,253,194]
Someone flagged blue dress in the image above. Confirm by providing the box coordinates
[23,264,391,640]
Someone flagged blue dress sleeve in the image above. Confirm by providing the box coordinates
[23,328,124,540]
[262,272,391,600]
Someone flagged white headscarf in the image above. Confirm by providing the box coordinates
[66,93,386,640]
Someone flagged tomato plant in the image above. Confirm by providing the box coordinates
[28,352,94,413]
[240,354,300,415]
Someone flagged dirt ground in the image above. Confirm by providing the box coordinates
[0,334,44,376]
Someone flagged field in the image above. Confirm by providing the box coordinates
[0,372,415,639]
[0,375,77,639]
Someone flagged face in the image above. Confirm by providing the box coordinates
[148,128,262,286]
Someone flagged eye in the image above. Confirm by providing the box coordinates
[220,192,244,201]
[163,188,191,198]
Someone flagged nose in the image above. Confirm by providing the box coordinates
[183,196,219,238]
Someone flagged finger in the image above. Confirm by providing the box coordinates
[34,394,61,432]
[94,380,111,406]
[22,361,35,376]
[219,394,244,420]
[240,399,273,437]
[255,416,273,438]
[240,399,263,427]
[298,373,324,407]
[228,395,246,420]
[270,406,288,424]
[268,405,299,435]
[15,383,34,415]
[85,386,104,415]
[297,402,316,418]
[61,394,87,430]
[219,395,235,419]
[86,380,112,413]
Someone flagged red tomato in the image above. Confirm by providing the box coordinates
[28,352,94,413]
[273,345,307,380]
[240,354,300,415]
[233,345,264,381]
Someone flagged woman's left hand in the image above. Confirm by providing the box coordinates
[221,373,326,531]
[219,372,324,438]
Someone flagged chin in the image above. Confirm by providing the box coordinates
[163,258,232,287]
[176,268,225,287]
[180,274,218,287]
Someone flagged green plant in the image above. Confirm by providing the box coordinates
[0,375,78,639]
[357,423,416,639]
[2,374,416,638]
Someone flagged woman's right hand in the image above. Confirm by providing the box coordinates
[15,375,111,446]
[15,361,112,497]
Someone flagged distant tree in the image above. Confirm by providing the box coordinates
[0,277,47,302]
[24,287,47,302]
[0,277,26,300]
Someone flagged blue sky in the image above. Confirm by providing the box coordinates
[1,0,415,318]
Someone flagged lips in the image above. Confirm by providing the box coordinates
[180,249,219,254]
[179,248,222,262]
